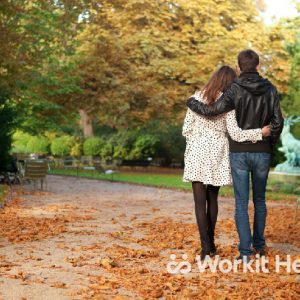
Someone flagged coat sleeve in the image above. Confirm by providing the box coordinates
[186,85,236,117]
[270,88,284,148]
[182,108,195,140]
[225,110,263,142]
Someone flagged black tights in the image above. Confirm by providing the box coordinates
[192,181,220,252]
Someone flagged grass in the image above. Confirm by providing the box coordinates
[49,168,298,201]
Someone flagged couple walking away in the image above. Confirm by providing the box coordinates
[182,49,284,262]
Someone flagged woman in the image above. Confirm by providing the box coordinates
[182,66,270,260]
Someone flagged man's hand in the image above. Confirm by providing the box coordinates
[262,125,271,137]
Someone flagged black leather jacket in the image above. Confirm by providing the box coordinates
[186,72,284,153]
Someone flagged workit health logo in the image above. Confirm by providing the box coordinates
[166,254,300,274]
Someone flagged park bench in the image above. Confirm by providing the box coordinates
[63,158,80,174]
[120,159,150,168]
[169,159,184,168]
[15,153,31,163]
[84,160,118,180]
[19,160,49,190]
[81,156,93,166]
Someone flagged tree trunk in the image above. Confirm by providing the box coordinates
[79,109,93,137]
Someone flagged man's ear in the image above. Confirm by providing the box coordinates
[236,65,241,75]
[256,65,260,71]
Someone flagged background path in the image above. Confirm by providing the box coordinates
[0,176,299,299]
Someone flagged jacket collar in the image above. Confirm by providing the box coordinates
[239,71,260,78]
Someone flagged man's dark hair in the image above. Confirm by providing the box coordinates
[238,49,259,72]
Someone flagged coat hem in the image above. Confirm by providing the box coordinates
[182,178,232,187]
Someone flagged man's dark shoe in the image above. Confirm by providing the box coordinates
[235,255,251,263]
[253,247,266,257]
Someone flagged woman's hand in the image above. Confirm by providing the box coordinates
[262,125,271,137]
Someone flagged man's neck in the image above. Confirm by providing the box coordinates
[239,70,259,77]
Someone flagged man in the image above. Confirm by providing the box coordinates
[186,49,284,261]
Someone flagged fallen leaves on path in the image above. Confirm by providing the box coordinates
[51,282,67,289]
[265,206,300,248]
[0,199,68,243]
[79,210,299,300]
[132,217,199,251]
[218,204,300,248]
[0,194,93,244]
[0,187,299,300]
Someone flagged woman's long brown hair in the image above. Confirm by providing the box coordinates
[202,66,237,105]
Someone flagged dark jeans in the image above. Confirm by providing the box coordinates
[229,152,271,257]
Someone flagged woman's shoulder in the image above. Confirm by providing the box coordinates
[191,90,207,103]
[192,90,224,102]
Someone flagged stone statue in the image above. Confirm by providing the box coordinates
[275,116,300,174]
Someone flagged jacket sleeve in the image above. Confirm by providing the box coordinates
[182,108,195,140]
[225,110,263,142]
[186,85,236,117]
[270,88,284,147]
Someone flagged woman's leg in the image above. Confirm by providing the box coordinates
[206,184,220,252]
[192,181,211,254]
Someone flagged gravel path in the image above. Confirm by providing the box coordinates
[0,175,298,300]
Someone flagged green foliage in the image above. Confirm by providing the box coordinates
[70,142,82,157]
[51,135,76,157]
[27,136,50,154]
[129,134,159,159]
[83,137,105,157]
[144,120,186,165]
[282,26,300,137]
[15,99,81,136]
[0,0,87,93]
[100,143,113,161]
[271,141,286,167]
[113,146,130,160]
[0,95,15,169]
[0,0,86,144]
[280,11,300,138]
[110,131,137,160]
[12,131,32,154]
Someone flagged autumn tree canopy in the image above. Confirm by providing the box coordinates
[0,0,298,137]
[68,0,292,131]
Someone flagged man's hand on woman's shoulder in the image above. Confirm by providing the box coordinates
[262,125,271,137]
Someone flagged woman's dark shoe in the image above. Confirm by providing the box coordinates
[210,244,217,256]
[200,250,211,261]
[207,230,216,255]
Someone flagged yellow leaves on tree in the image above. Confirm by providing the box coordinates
[74,0,291,128]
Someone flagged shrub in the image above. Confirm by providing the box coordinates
[70,142,82,157]
[44,131,58,143]
[270,141,286,167]
[129,134,159,159]
[113,145,130,160]
[27,136,50,154]
[100,143,113,161]
[110,130,136,160]
[83,137,105,157]
[51,135,76,157]
[158,126,186,166]
[11,131,33,153]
